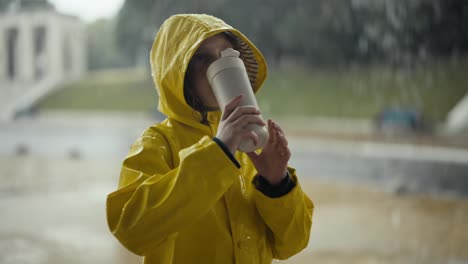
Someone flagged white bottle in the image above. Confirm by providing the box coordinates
[206,48,269,152]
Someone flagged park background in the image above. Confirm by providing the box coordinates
[0,0,467,263]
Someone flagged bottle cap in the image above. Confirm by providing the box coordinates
[206,48,244,86]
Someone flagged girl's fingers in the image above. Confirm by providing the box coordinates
[274,127,290,158]
[272,121,287,144]
[282,147,291,158]
[268,119,276,144]
[221,94,243,121]
[276,128,288,147]
[273,121,285,134]
[274,131,282,147]
[228,107,263,125]
[241,130,259,147]
[232,115,265,129]
[280,148,286,157]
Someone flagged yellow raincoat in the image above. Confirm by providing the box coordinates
[106,14,313,264]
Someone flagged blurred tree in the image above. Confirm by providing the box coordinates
[114,0,468,68]
[348,0,468,65]
[407,0,468,59]
[115,0,155,66]
[87,19,128,70]
[274,0,362,67]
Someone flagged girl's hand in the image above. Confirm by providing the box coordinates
[216,94,266,154]
[247,119,290,185]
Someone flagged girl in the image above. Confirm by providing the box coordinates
[106,14,313,264]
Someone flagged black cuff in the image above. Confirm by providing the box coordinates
[212,137,241,169]
[252,172,296,198]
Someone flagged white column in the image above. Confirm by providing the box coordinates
[47,14,63,81]
[12,21,23,82]
[73,22,87,78]
[0,18,5,81]
[19,17,34,82]
[80,23,88,76]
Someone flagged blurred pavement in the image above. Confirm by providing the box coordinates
[0,111,467,263]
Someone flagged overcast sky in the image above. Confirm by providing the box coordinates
[49,0,125,22]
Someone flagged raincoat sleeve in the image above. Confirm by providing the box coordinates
[106,133,239,256]
[252,167,313,260]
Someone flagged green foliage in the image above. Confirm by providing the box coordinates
[257,60,468,122]
[37,59,468,122]
[114,0,468,68]
[115,0,157,66]
[87,19,128,70]
[37,69,157,112]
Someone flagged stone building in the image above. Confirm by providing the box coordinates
[0,9,87,121]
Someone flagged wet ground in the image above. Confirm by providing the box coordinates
[290,181,468,264]
[1,156,467,264]
[1,113,467,263]
[2,112,468,197]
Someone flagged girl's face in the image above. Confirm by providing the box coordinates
[187,33,234,111]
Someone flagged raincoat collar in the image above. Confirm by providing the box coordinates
[150,14,267,133]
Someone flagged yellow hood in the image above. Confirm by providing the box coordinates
[150,14,268,130]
